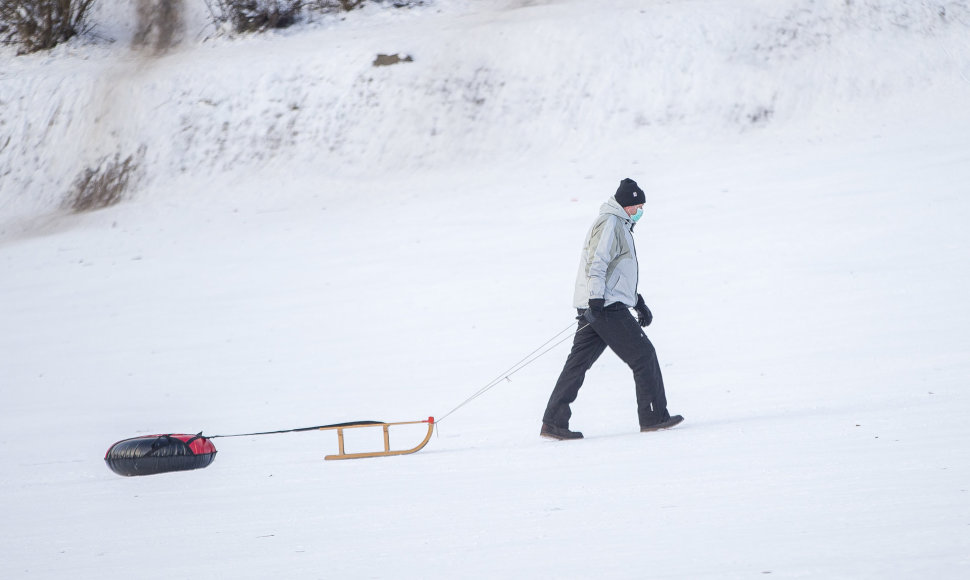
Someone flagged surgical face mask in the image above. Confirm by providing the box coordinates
[631,208,644,222]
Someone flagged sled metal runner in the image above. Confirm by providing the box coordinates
[322,417,435,460]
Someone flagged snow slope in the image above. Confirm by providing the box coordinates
[2,1,970,578]
[3,0,969,222]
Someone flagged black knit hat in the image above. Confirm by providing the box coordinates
[614,178,645,207]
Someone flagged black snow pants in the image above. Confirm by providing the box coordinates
[543,303,670,429]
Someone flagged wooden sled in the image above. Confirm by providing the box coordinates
[321,417,435,460]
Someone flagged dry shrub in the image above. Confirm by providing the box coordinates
[311,0,365,9]
[311,0,425,10]
[0,0,96,55]
[203,0,304,33]
[65,148,144,213]
[202,0,425,34]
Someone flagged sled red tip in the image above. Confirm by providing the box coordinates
[427,416,435,424]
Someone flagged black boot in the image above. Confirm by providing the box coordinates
[540,423,584,440]
[640,415,684,432]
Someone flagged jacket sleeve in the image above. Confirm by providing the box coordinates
[585,216,617,300]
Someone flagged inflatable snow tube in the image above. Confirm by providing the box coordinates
[105,433,217,477]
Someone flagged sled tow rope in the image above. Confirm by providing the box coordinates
[435,319,588,425]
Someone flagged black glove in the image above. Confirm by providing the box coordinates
[634,294,653,327]
[583,298,605,324]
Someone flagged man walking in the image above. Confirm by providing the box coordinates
[541,178,683,440]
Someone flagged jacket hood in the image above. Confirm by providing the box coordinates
[599,196,634,225]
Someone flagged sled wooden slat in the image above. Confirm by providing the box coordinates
[321,417,434,460]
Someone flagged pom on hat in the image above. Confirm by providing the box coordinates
[614,178,644,207]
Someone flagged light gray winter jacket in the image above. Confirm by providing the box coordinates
[572,196,639,309]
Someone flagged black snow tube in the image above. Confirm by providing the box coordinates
[105,433,217,477]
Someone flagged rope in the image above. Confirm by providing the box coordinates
[203,319,586,438]
[435,319,586,425]
[206,420,384,439]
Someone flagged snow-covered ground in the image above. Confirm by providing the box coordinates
[2,1,970,578]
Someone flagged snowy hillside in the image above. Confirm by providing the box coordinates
[2,1,970,578]
[3,0,969,224]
